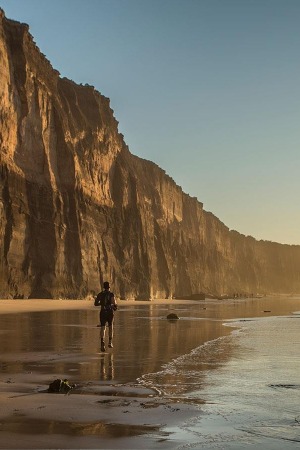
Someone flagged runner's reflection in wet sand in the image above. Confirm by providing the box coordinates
[99,353,114,381]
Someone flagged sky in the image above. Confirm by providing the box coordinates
[1,0,299,245]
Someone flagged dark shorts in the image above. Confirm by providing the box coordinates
[100,309,114,327]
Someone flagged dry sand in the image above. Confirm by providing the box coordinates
[0,298,202,449]
[0,298,196,315]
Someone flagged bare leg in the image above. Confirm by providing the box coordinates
[100,326,106,340]
[100,326,106,351]
[108,323,113,347]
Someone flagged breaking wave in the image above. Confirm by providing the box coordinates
[137,332,239,398]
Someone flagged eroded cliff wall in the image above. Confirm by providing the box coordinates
[0,10,299,299]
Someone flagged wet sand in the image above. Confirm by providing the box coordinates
[0,298,204,449]
[0,296,300,449]
[0,378,199,449]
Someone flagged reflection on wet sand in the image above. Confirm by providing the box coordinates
[0,416,161,438]
[0,305,234,384]
[99,353,114,381]
[1,297,300,449]
[1,296,299,387]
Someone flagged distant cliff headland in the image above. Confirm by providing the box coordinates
[0,9,299,300]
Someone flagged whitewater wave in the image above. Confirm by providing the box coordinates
[137,332,240,398]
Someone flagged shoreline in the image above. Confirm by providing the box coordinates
[2,296,299,448]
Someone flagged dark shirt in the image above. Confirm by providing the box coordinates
[94,290,116,311]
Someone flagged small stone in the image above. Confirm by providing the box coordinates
[166,313,179,320]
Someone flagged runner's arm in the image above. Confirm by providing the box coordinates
[111,293,117,310]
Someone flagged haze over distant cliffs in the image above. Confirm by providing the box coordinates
[0,9,299,299]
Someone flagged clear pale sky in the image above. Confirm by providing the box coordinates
[1,0,299,245]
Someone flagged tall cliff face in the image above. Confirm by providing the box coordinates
[0,10,300,299]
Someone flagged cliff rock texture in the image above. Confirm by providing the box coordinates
[0,10,300,299]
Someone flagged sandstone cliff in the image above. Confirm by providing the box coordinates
[0,9,299,299]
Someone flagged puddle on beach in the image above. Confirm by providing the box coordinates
[0,416,161,438]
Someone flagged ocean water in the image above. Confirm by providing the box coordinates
[1,296,300,448]
[137,297,300,449]
[193,314,300,449]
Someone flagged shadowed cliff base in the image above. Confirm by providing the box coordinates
[0,8,300,300]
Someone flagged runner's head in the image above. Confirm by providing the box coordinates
[103,281,110,290]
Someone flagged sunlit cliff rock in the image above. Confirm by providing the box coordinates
[0,9,300,299]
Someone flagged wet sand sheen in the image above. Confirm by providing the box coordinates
[0,296,300,449]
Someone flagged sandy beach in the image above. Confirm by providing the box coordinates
[0,298,196,315]
[0,298,204,449]
[1,296,300,449]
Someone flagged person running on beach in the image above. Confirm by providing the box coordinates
[94,281,117,352]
